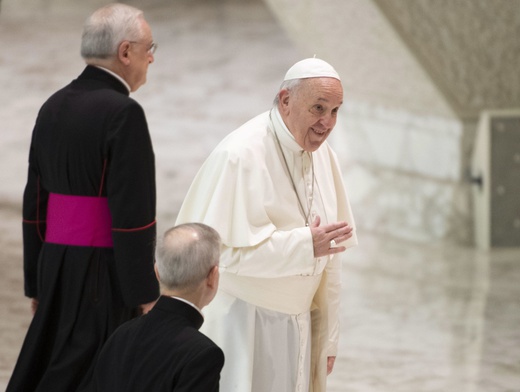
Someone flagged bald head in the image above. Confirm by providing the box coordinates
[156,223,221,291]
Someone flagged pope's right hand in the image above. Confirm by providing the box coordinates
[310,216,353,258]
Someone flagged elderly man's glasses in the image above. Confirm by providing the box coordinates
[129,41,158,55]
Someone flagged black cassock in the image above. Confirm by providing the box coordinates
[7,66,160,392]
[94,296,225,392]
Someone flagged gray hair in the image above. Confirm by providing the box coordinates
[156,223,221,291]
[272,78,303,107]
[81,3,145,60]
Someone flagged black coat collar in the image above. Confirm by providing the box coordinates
[152,296,204,330]
[76,65,130,96]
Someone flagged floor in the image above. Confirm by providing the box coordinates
[1,1,520,391]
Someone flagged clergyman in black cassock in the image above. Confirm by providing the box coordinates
[94,223,225,392]
[7,4,160,391]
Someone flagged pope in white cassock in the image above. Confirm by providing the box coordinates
[175,58,358,392]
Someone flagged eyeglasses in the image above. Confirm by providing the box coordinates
[148,42,158,55]
[129,41,158,55]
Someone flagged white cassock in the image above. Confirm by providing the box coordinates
[176,107,357,392]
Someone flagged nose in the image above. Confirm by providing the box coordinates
[148,53,155,64]
[319,113,336,130]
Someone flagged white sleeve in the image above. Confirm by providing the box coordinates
[220,227,327,278]
[325,254,342,356]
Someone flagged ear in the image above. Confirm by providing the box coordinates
[118,41,132,65]
[206,265,219,289]
[154,263,160,282]
[278,89,291,115]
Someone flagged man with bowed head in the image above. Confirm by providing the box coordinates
[94,223,225,392]
[175,57,358,391]
[8,4,159,391]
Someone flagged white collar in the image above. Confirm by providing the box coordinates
[95,66,131,93]
[170,296,204,317]
[270,107,304,154]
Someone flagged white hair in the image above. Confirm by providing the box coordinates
[272,78,302,107]
[80,3,145,60]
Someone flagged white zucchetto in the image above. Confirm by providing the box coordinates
[283,58,341,81]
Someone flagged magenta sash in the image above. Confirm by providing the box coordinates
[45,193,113,247]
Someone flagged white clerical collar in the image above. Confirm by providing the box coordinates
[270,107,303,153]
[95,66,131,92]
[170,296,204,317]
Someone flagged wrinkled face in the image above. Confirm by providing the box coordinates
[125,18,155,91]
[278,77,343,152]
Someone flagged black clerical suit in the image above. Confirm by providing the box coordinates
[7,66,160,392]
[94,296,225,392]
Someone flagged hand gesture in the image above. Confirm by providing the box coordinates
[310,216,353,258]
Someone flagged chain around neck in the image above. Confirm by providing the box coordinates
[272,119,315,227]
